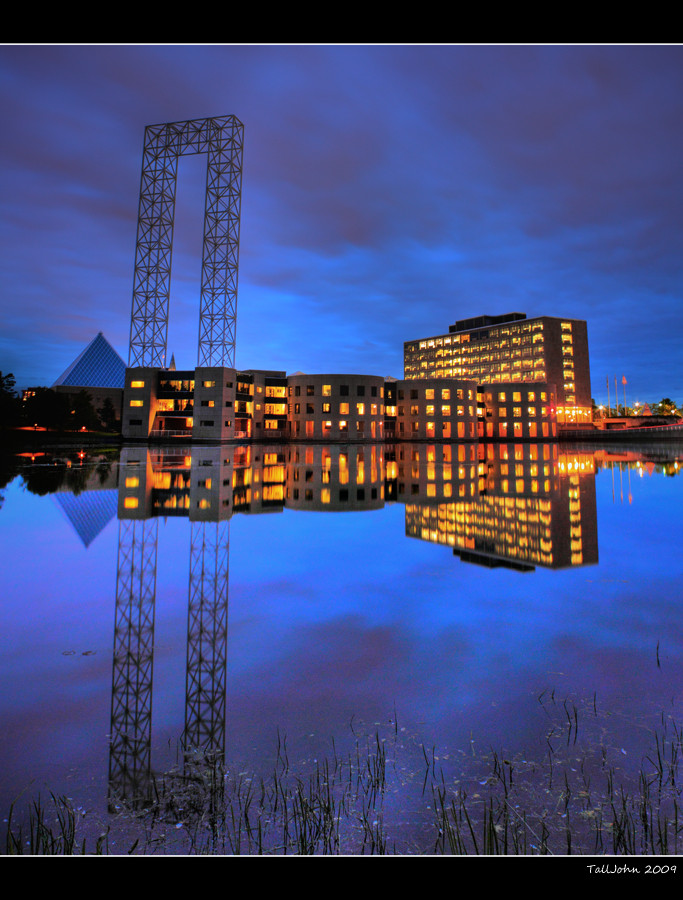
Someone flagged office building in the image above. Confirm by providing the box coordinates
[404,313,592,425]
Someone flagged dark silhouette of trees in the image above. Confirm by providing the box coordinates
[0,372,21,428]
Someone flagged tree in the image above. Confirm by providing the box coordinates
[0,371,21,427]
[654,398,679,416]
[98,397,120,433]
[22,388,71,430]
[70,390,101,431]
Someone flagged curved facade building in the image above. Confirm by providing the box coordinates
[287,374,385,442]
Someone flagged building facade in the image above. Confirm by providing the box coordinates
[122,366,562,444]
[403,313,591,425]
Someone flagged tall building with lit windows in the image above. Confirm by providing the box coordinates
[403,313,592,425]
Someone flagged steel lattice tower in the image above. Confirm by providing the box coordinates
[128,116,244,369]
[108,518,159,809]
[183,520,230,765]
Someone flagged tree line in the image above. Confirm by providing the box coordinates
[0,372,120,432]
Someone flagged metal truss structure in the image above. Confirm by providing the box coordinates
[183,521,230,765]
[128,116,244,369]
[108,519,159,809]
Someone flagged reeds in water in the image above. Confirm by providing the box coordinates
[5,696,683,855]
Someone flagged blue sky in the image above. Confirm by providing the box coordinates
[1,45,682,403]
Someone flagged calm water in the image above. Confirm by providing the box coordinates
[1,440,682,851]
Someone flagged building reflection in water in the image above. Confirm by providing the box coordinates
[109,441,599,807]
[398,442,598,571]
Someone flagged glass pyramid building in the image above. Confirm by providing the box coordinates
[53,332,126,389]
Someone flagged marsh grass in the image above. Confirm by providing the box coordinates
[5,694,683,855]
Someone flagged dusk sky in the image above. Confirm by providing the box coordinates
[2,45,682,403]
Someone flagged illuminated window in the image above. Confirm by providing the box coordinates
[125,476,139,488]
[442,389,451,400]
[356,403,365,415]
[442,405,451,416]
[202,381,216,388]
[322,385,331,396]
[129,399,144,407]
[130,380,144,388]
[124,497,139,509]
[340,403,350,414]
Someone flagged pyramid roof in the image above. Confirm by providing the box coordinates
[53,332,126,389]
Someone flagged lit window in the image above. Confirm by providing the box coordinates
[129,399,144,407]
[130,380,144,388]
[124,497,138,509]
